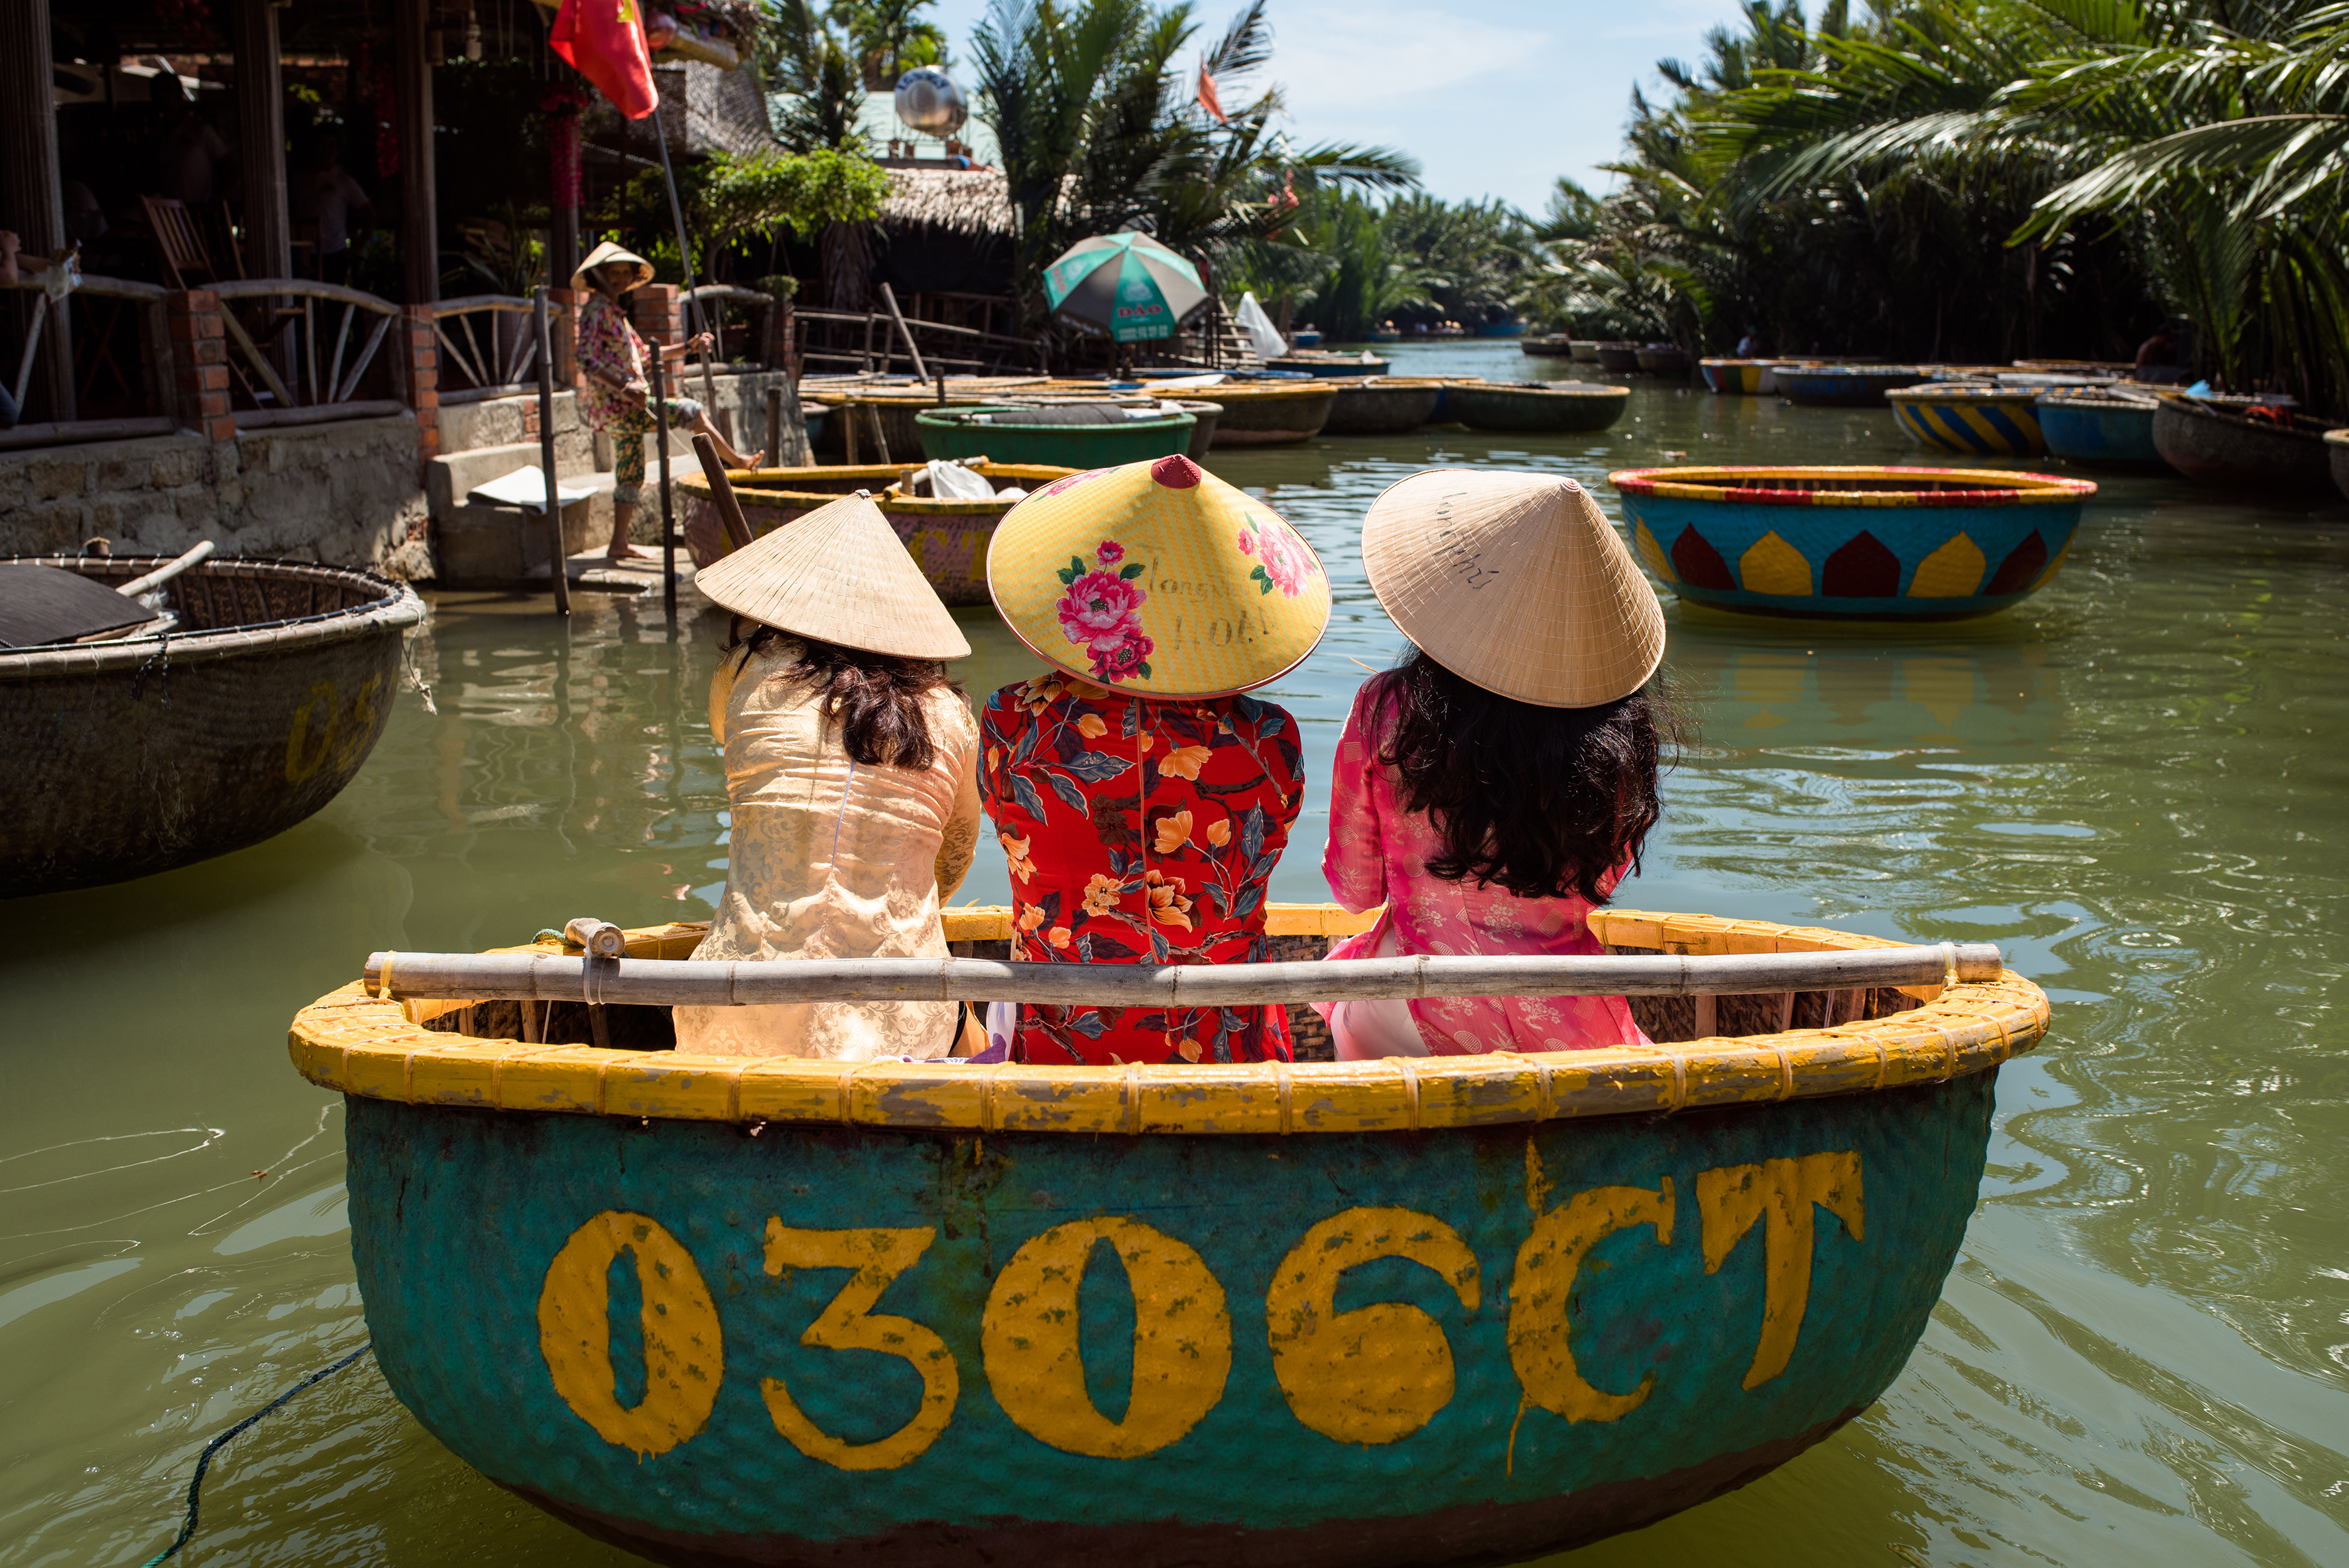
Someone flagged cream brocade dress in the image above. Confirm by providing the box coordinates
[674,640,983,1059]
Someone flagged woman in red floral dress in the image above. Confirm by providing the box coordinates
[977,454,1332,1065]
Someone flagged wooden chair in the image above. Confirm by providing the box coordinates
[141,195,218,290]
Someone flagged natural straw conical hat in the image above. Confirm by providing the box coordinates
[1362,469,1664,707]
[693,490,972,661]
[571,239,653,295]
[986,453,1332,698]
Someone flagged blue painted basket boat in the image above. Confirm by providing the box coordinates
[1773,365,1930,408]
[2036,390,2165,470]
[1699,359,1777,395]
[293,905,2048,1568]
[1886,385,2046,456]
[1610,465,2094,621]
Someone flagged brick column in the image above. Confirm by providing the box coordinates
[769,298,800,381]
[165,290,235,442]
[630,284,681,349]
[402,304,440,466]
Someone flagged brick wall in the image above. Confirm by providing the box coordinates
[402,305,440,467]
[164,290,235,442]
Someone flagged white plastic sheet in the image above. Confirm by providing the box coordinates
[1234,292,1288,362]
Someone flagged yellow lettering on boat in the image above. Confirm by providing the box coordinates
[759,1223,957,1471]
[1738,531,1812,597]
[1507,1179,1675,1424]
[1265,1207,1480,1445]
[982,1217,1231,1459]
[537,1211,723,1457]
[1907,532,1986,598]
[1697,1152,1865,1389]
[284,678,339,782]
[333,674,383,773]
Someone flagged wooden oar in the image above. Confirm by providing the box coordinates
[365,942,2000,1008]
[690,432,756,553]
[113,539,215,599]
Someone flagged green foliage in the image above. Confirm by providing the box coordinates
[703,147,892,237]
[830,0,951,85]
[765,0,871,152]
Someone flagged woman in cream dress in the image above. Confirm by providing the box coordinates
[676,491,981,1059]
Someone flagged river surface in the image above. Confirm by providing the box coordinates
[4,341,2344,1566]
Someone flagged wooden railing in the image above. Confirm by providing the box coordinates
[210,278,406,427]
[680,284,781,372]
[432,293,552,404]
[1,271,176,449]
[796,305,1042,376]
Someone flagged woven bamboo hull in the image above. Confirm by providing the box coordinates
[1447,382,1629,434]
[1595,345,1640,374]
[1888,390,2046,456]
[1520,337,1577,358]
[0,557,422,897]
[1774,367,1930,408]
[1635,347,1691,375]
[2037,396,2163,469]
[913,408,1195,467]
[1191,386,1337,446]
[301,904,2046,1568]
[678,464,1079,603]
[2151,399,2338,495]
[1321,380,1443,434]
[1610,466,2090,621]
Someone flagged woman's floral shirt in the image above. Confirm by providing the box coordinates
[979,671,1305,1065]
[573,292,644,430]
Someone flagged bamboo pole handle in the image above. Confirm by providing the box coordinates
[562,918,627,959]
[114,539,215,598]
[363,943,2004,1009]
[690,432,755,552]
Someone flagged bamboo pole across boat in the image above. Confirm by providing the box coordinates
[365,941,2000,1008]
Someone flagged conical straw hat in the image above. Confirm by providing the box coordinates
[693,490,972,661]
[572,239,653,295]
[986,453,1332,698]
[1362,469,1664,707]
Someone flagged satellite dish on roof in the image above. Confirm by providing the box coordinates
[894,67,968,139]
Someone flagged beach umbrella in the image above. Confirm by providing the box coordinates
[1042,232,1208,343]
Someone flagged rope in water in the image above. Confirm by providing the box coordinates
[141,1341,375,1567]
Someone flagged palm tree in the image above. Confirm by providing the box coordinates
[830,0,952,87]
[764,0,880,310]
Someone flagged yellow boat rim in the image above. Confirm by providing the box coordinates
[1609,465,2094,506]
[288,907,2049,1135]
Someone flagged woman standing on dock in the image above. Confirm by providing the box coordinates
[976,454,1333,1065]
[671,491,981,1060]
[570,241,761,561]
[1318,470,1673,1058]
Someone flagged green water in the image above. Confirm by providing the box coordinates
[5,341,2345,1566]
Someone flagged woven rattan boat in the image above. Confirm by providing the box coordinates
[1148,381,1338,446]
[1447,380,1630,434]
[2037,389,2165,470]
[294,902,2047,1568]
[676,461,1079,601]
[1611,465,2092,620]
[2151,394,2343,495]
[1321,377,1445,435]
[1,555,422,897]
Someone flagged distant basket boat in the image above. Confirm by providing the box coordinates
[1774,365,1931,408]
[914,404,1195,467]
[1268,351,1389,377]
[1520,335,1578,358]
[2151,395,2343,495]
[1635,345,1692,376]
[1321,377,1445,435]
[1151,381,1337,445]
[1569,341,1601,363]
[676,461,1079,601]
[1,556,422,897]
[1447,380,1630,434]
[1595,343,1642,374]
[1700,359,1777,395]
[1886,384,2047,457]
[1610,465,2092,621]
[2037,389,2165,470]
[292,903,2047,1568]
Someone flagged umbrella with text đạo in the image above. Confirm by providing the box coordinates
[1042,232,1209,343]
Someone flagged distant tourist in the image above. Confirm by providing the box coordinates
[670,493,983,1060]
[2134,324,2182,383]
[1736,326,1770,358]
[1316,470,1672,1058]
[151,74,227,207]
[569,240,762,561]
[975,453,1331,1065]
[292,137,370,285]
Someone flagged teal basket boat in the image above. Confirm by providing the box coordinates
[2037,389,2165,470]
[1887,384,2047,457]
[1611,465,2093,621]
[296,906,2048,1568]
[913,404,1195,467]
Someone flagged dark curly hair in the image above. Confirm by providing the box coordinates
[1374,650,1677,904]
[727,622,958,770]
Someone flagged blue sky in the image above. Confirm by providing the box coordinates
[914,0,1756,213]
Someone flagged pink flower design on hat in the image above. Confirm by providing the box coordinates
[1095,540,1125,567]
[1244,514,1319,597]
[1053,554,1155,682]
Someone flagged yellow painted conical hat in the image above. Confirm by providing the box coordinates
[1362,469,1664,707]
[693,490,972,660]
[986,453,1331,697]
[571,239,653,295]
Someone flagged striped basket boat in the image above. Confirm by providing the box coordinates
[1886,384,2047,457]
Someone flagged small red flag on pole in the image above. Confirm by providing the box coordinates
[1197,62,1228,126]
[551,0,660,120]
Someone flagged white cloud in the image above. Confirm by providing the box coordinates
[1262,3,1550,115]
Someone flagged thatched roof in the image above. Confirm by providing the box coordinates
[882,168,1018,239]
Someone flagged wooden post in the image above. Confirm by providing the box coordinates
[764,386,781,467]
[653,347,676,616]
[692,432,755,553]
[534,286,571,616]
[0,0,74,421]
[233,0,292,281]
[394,0,440,306]
[878,282,928,383]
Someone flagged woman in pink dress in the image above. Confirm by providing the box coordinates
[1318,469,1675,1057]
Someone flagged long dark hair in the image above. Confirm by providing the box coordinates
[727,622,956,770]
[1375,650,1677,904]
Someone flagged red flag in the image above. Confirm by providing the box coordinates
[551,0,659,121]
[1197,62,1228,126]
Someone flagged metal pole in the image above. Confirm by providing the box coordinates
[652,345,676,618]
[650,120,719,414]
[534,286,571,616]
